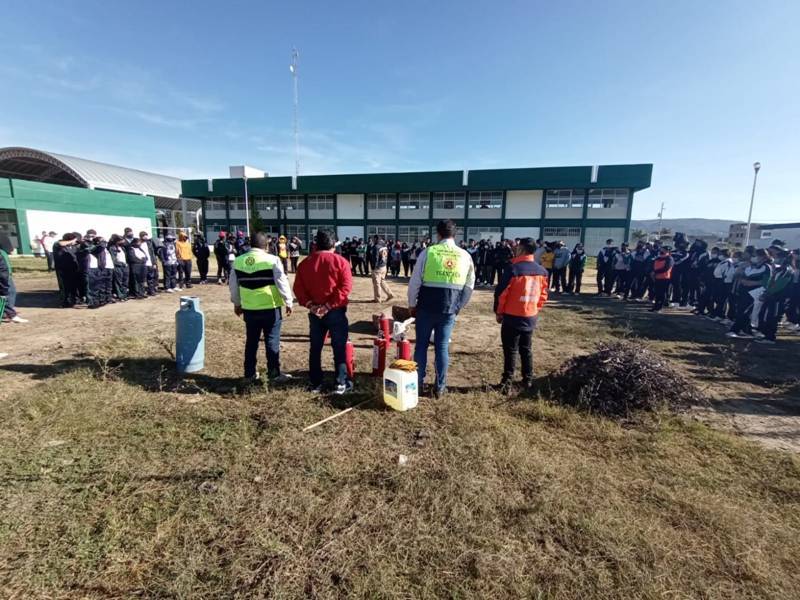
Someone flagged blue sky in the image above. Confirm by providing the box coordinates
[1,0,798,222]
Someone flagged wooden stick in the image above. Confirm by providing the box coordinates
[302,399,373,432]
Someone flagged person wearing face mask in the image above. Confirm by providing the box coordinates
[754,249,794,344]
[108,234,129,302]
[192,233,210,284]
[493,237,549,393]
[566,243,586,294]
[726,249,771,339]
[649,246,674,312]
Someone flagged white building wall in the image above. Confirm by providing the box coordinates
[337,194,363,219]
[504,226,540,240]
[587,197,628,219]
[337,225,364,241]
[25,209,152,242]
[505,190,542,219]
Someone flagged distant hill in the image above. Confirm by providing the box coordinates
[631,218,737,237]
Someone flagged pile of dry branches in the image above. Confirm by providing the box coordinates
[548,340,705,418]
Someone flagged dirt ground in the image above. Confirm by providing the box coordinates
[3,264,799,452]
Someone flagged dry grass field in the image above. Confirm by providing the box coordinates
[1,255,799,598]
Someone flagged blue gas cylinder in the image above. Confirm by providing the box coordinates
[175,296,205,373]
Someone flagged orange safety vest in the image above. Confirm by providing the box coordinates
[653,255,672,280]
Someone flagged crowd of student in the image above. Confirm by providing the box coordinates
[592,234,800,344]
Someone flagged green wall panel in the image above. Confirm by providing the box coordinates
[11,179,155,218]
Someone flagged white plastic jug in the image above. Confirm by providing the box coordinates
[383,367,419,411]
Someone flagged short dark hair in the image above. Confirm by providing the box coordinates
[253,231,269,249]
[436,219,456,239]
[315,228,335,251]
[518,237,536,255]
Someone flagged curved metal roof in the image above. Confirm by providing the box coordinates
[0,146,182,199]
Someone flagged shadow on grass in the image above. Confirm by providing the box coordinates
[15,289,63,309]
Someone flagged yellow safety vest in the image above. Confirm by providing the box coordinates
[233,250,284,310]
[422,243,470,289]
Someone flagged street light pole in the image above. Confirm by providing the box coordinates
[243,176,250,236]
[744,162,761,247]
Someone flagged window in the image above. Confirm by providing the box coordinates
[399,192,430,211]
[467,227,503,242]
[367,225,395,240]
[228,197,246,211]
[433,191,465,210]
[285,224,306,242]
[253,195,278,213]
[308,194,334,211]
[543,227,582,238]
[367,193,396,211]
[398,225,430,244]
[280,194,306,211]
[468,191,503,211]
[587,188,628,209]
[545,189,584,209]
[206,198,227,211]
[309,224,334,239]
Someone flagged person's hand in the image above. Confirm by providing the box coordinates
[409,306,417,318]
[285,306,293,317]
[234,305,243,317]
[495,313,503,324]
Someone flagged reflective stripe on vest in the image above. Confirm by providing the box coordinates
[422,244,470,290]
[233,251,284,310]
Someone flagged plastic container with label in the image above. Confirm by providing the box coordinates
[383,367,418,411]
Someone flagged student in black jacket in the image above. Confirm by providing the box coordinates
[108,234,129,301]
[193,233,211,284]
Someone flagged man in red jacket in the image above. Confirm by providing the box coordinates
[493,237,548,392]
[293,228,354,394]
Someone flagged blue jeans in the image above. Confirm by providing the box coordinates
[308,307,350,387]
[243,308,282,378]
[413,309,456,391]
[3,277,17,318]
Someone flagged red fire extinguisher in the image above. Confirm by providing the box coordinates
[345,339,355,380]
[372,338,387,376]
[379,315,393,341]
[396,338,411,360]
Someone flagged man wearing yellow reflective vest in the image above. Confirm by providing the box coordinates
[229,232,294,384]
[407,219,476,398]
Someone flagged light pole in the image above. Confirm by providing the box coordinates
[744,161,761,247]
[243,176,250,236]
[290,48,300,179]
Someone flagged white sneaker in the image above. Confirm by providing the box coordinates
[11,316,29,323]
[725,331,738,338]
[272,373,293,384]
[335,381,354,395]
[166,288,175,293]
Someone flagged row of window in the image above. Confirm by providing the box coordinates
[206,188,629,214]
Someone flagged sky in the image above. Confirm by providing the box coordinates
[1,0,798,222]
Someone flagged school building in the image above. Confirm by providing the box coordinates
[182,163,653,254]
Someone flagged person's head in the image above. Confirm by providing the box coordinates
[710,246,719,257]
[557,240,565,248]
[516,237,536,257]
[218,231,226,239]
[315,228,335,251]
[124,228,133,237]
[237,231,244,238]
[109,234,122,246]
[86,229,97,238]
[636,240,645,249]
[139,231,150,241]
[49,231,56,237]
[251,231,269,250]
[131,237,141,248]
[63,232,78,242]
[279,235,286,242]
[606,238,614,247]
[73,232,83,243]
[660,245,671,256]
[753,248,769,264]
[733,250,743,262]
[621,243,629,251]
[165,233,176,242]
[41,230,47,236]
[177,232,187,241]
[719,249,730,259]
[435,219,456,241]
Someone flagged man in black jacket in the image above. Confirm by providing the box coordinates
[193,233,211,284]
[139,231,159,295]
[213,232,232,284]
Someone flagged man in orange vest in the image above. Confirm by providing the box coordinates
[493,237,549,392]
[650,246,675,312]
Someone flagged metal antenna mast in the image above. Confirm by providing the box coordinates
[290,48,300,179]
[657,202,665,237]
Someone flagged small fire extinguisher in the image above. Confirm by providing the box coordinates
[379,315,393,341]
[372,338,387,376]
[345,339,355,379]
[396,338,411,360]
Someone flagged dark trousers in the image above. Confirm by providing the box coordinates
[352,257,365,276]
[711,281,731,318]
[732,288,755,334]
[551,267,567,292]
[45,251,54,271]
[290,256,299,273]
[130,264,147,298]
[215,257,230,282]
[402,258,410,277]
[243,308,282,378]
[58,269,79,307]
[761,296,785,341]
[787,283,800,324]
[653,279,670,311]
[567,267,583,293]
[597,269,613,294]
[629,270,647,299]
[197,258,209,282]
[178,260,192,287]
[501,322,534,384]
[613,270,631,297]
[163,263,177,290]
[146,265,158,295]
[308,307,350,387]
[113,264,129,299]
[696,279,715,314]
[87,269,112,307]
